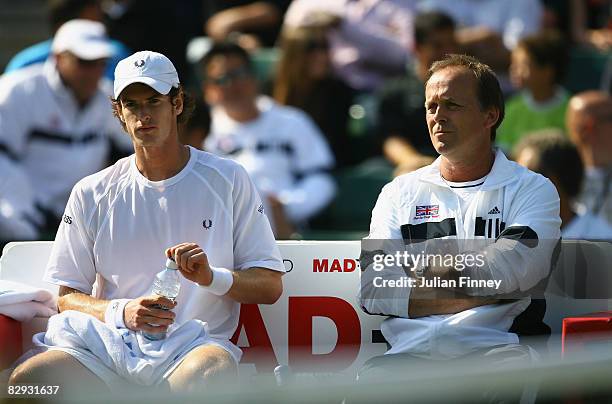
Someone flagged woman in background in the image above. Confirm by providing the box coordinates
[273,25,356,169]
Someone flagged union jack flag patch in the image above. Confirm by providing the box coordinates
[415,205,439,218]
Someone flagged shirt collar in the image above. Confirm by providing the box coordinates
[418,148,518,190]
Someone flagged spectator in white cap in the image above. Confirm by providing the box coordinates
[0,19,131,238]
[9,50,285,395]
[4,0,131,81]
[51,19,114,105]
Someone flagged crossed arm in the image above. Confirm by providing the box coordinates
[406,269,499,318]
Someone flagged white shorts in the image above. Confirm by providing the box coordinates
[48,337,241,390]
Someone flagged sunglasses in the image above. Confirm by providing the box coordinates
[206,66,252,86]
[75,57,107,68]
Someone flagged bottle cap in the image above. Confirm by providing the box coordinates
[165,257,178,270]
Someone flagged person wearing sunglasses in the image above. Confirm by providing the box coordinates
[202,42,336,239]
[0,19,132,239]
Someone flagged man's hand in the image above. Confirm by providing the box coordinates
[123,295,176,334]
[166,243,213,286]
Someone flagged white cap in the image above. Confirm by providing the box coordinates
[113,51,180,99]
[165,258,178,270]
[52,19,113,60]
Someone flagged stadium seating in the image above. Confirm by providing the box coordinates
[307,159,392,237]
[563,47,612,93]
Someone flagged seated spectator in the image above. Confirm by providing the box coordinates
[514,129,612,239]
[566,90,612,225]
[201,43,336,239]
[204,1,292,50]
[377,11,458,174]
[497,31,570,152]
[417,0,543,74]
[0,160,41,249]
[273,24,356,168]
[283,0,417,92]
[0,20,130,236]
[4,0,130,81]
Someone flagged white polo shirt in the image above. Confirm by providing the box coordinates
[44,147,285,339]
[205,96,336,226]
[0,61,130,218]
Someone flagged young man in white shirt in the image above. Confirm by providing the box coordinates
[9,51,284,394]
[359,55,561,395]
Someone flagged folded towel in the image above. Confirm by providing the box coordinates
[33,310,211,386]
[0,280,57,321]
[0,301,56,322]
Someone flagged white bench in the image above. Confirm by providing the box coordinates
[2,240,611,374]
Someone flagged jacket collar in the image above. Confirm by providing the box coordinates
[419,148,519,191]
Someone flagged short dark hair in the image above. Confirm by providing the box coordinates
[517,30,567,84]
[110,84,195,131]
[414,11,455,46]
[426,54,505,141]
[513,130,583,198]
[200,41,252,77]
[184,98,210,133]
[48,0,99,32]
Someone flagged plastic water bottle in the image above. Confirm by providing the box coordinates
[141,258,180,340]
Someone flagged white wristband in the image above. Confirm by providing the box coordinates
[199,266,234,296]
[104,299,131,329]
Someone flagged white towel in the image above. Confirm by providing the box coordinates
[0,280,57,322]
[32,310,212,386]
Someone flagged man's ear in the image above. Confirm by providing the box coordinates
[484,107,500,130]
[114,103,126,123]
[173,92,184,116]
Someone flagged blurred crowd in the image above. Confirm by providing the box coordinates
[0,0,611,247]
